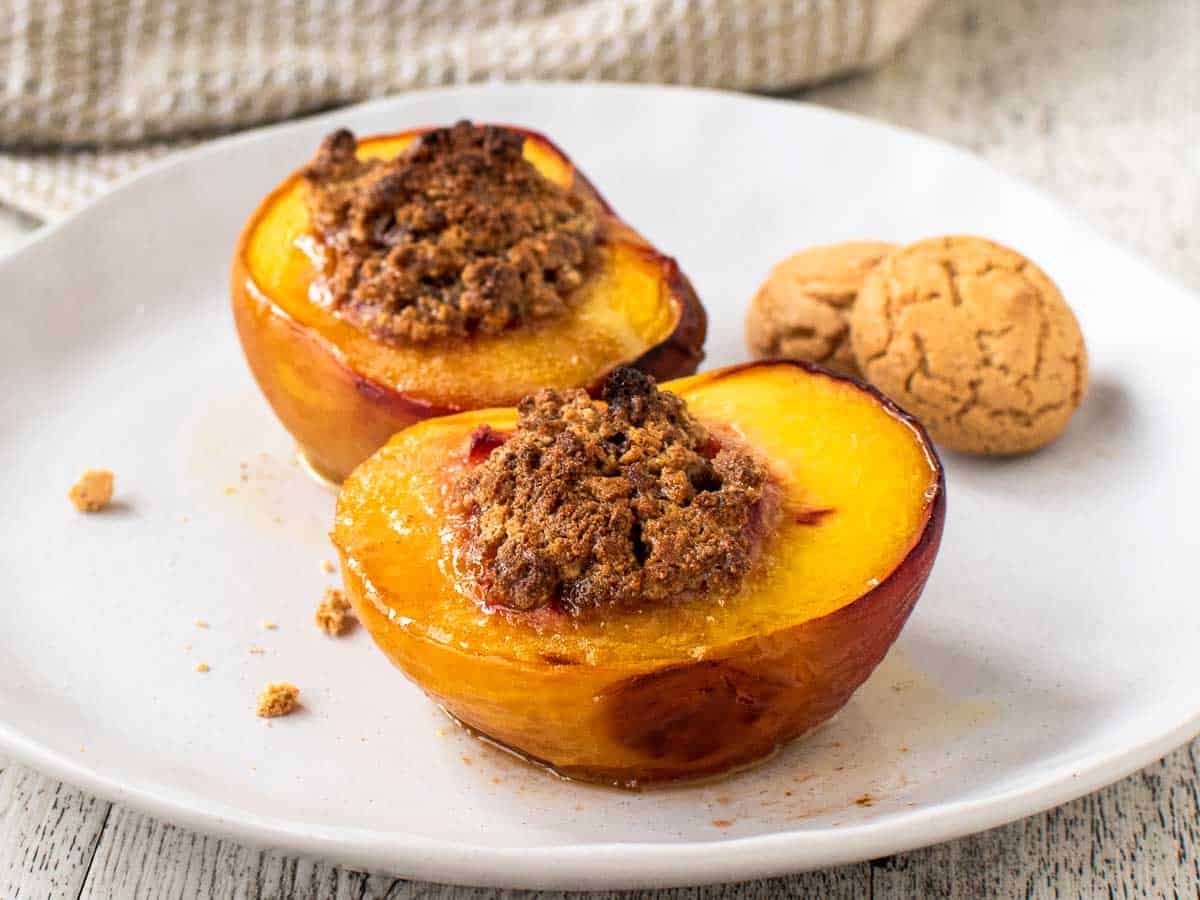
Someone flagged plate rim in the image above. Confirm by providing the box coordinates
[4,81,1199,888]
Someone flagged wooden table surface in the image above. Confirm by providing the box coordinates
[3,1,1198,896]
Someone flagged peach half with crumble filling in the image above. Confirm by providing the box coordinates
[232,121,705,483]
[332,361,944,787]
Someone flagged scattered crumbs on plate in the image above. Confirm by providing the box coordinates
[715,795,731,806]
[855,794,876,807]
[262,621,278,630]
[461,756,473,766]
[248,646,266,655]
[711,819,736,829]
[195,662,210,673]
[435,728,448,737]
[491,776,502,785]
[255,682,299,718]
[320,559,336,574]
[224,485,237,495]
[315,587,356,636]
[195,620,210,629]
[68,469,114,512]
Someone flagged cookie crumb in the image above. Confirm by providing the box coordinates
[195,620,210,629]
[262,621,278,630]
[195,662,210,673]
[315,587,356,636]
[255,682,300,717]
[68,469,114,512]
[248,646,266,655]
[320,559,336,574]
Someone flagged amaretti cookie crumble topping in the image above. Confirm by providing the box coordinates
[302,121,601,344]
[451,368,772,615]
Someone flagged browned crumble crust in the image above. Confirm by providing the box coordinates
[451,368,770,615]
[256,681,300,717]
[301,121,601,344]
[315,587,355,636]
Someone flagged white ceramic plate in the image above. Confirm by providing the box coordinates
[2,84,1197,890]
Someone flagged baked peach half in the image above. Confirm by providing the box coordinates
[232,122,705,482]
[333,361,944,786]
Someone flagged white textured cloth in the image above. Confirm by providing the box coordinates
[0,0,933,219]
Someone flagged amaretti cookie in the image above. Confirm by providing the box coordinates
[745,241,895,376]
[850,235,1088,455]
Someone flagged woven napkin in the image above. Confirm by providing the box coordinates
[0,0,932,220]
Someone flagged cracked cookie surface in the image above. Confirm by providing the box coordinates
[745,241,895,376]
[850,236,1088,455]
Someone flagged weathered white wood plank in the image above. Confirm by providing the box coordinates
[76,807,870,899]
[76,804,368,899]
[872,739,1200,898]
[0,755,112,900]
[354,867,872,899]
